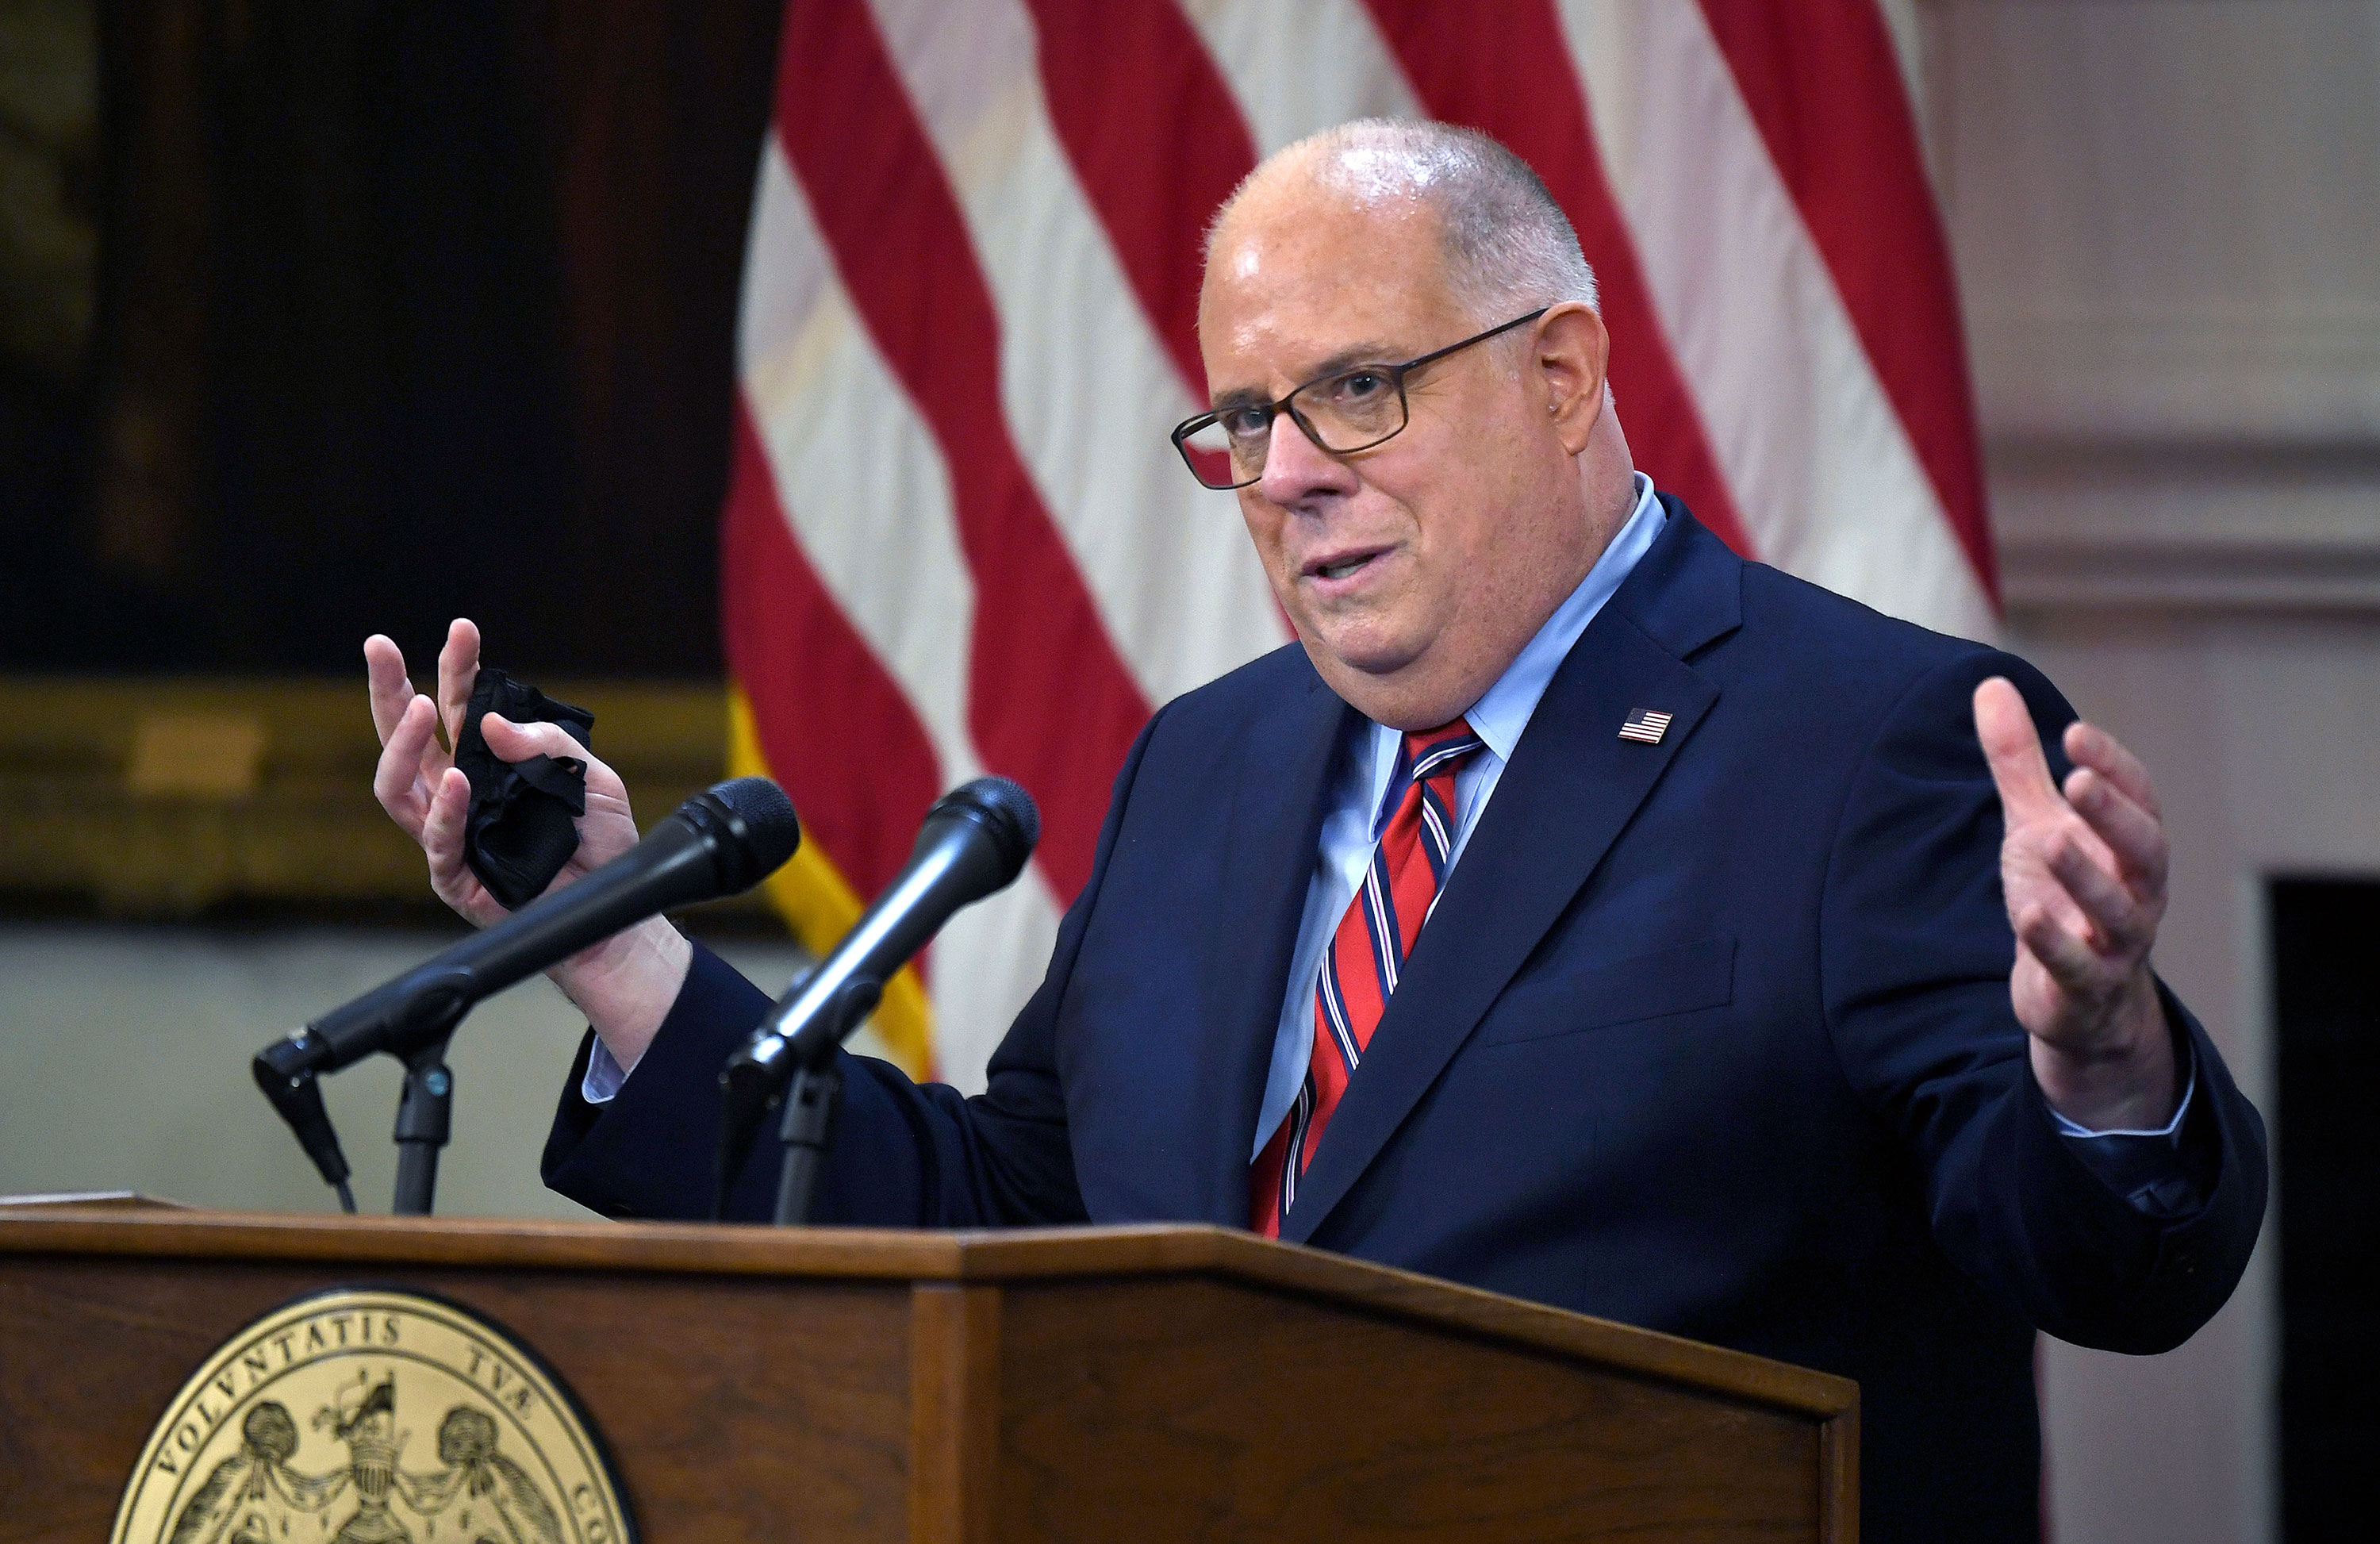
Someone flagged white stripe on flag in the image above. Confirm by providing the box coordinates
[1181,0,1422,152]
[1556,0,1995,639]
[1873,0,1929,119]
[867,0,1288,707]
[923,863,1064,1096]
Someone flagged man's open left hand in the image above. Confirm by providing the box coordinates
[1974,676,2178,1131]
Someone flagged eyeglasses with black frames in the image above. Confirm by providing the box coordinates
[1169,308,1549,490]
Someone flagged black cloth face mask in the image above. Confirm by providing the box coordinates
[453,667,596,910]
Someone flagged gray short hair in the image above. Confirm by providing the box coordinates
[1212,118,1599,325]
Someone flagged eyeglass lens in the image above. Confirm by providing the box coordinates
[1180,368,1410,488]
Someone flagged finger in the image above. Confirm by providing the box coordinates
[397,687,457,782]
[2014,899,2127,1004]
[2044,837,2151,958]
[2064,767,2168,895]
[2007,832,2101,941]
[371,695,441,835]
[363,635,415,745]
[2063,720,2160,820]
[421,766,491,909]
[1974,677,2063,822]
[481,712,595,767]
[436,618,482,753]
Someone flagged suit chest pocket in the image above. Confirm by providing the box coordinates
[1475,937,1737,1047]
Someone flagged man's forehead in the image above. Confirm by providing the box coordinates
[1208,169,1438,286]
[1198,186,1456,387]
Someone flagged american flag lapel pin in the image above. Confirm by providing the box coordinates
[1618,708,1673,745]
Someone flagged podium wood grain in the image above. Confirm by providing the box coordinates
[0,1210,1856,1542]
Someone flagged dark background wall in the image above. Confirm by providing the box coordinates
[0,0,783,678]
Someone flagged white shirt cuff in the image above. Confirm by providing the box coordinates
[2051,1050,2197,1141]
[580,1038,636,1105]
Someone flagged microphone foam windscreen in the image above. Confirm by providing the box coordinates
[713,775,803,872]
[958,775,1040,870]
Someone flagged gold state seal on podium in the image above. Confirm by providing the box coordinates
[109,1286,634,1544]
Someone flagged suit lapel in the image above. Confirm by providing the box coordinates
[1188,666,1357,1224]
[1280,505,1744,1245]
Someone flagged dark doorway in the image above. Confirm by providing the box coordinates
[2271,877,2380,1542]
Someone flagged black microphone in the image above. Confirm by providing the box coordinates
[251,1059,357,1213]
[255,777,800,1091]
[716,777,1038,1216]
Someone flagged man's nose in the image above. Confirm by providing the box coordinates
[1255,409,1353,505]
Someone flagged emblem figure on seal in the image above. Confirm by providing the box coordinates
[317,1373,407,1542]
[410,1404,567,1544]
[163,1401,340,1544]
[167,1373,563,1544]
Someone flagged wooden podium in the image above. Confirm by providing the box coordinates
[0,1204,1856,1542]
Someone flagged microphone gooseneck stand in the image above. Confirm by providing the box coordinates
[770,977,883,1225]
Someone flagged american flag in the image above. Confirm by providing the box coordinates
[1618,709,1676,745]
[719,0,1994,1088]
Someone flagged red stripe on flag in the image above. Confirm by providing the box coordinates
[722,398,942,897]
[1697,0,1998,602]
[770,0,1152,899]
[1362,0,1757,561]
[1020,0,1258,400]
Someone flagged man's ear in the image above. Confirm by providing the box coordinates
[1537,303,1610,456]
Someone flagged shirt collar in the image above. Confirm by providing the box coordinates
[1460,470,1664,762]
[1364,473,1667,823]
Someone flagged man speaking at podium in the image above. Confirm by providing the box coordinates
[368,123,2263,1538]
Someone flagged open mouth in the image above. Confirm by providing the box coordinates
[1305,548,1387,582]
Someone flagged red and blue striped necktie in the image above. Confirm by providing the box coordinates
[1251,718,1486,1237]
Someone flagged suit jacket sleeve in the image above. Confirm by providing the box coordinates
[1820,648,2267,1353]
[541,705,1170,1224]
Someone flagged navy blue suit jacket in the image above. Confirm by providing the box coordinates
[547,501,2266,1541]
